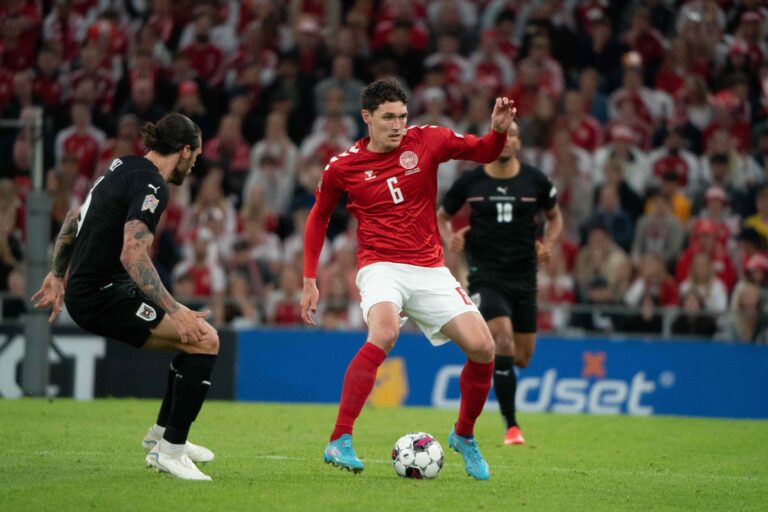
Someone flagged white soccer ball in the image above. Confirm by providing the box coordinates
[391,432,444,479]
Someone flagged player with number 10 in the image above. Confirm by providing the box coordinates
[301,78,516,480]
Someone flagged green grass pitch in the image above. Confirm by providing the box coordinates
[1,399,766,511]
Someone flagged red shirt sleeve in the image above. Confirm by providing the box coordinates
[424,126,507,164]
[303,164,344,278]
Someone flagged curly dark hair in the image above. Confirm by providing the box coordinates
[361,78,408,113]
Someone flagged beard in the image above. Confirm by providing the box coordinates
[168,155,191,185]
[498,155,511,163]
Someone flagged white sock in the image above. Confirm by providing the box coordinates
[159,438,186,456]
[150,424,166,437]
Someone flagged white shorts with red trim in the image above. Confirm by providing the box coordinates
[356,262,479,345]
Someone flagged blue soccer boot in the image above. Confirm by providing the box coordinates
[323,434,364,473]
[448,429,490,480]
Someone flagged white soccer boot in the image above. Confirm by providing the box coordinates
[142,425,215,463]
[146,439,212,481]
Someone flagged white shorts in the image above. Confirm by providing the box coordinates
[356,262,479,345]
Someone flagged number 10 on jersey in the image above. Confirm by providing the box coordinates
[496,202,513,223]
[387,176,404,204]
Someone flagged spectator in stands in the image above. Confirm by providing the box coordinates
[536,242,576,332]
[518,34,565,97]
[116,76,166,124]
[582,185,634,252]
[319,270,362,330]
[517,92,557,158]
[625,253,680,308]
[743,253,768,289]
[649,127,701,195]
[577,67,609,123]
[242,215,282,280]
[658,169,692,225]
[577,14,625,92]
[288,15,331,81]
[696,151,749,216]
[299,112,353,167]
[574,221,630,303]
[203,115,251,194]
[283,207,331,268]
[631,191,685,270]
[223,270,261,328]
[66,44,114,114]
[743,185,768,243]
[594,124,650,197]
[690,186,739,249]
[0,210,23,292]
[311,87,358,140]
[33,43,63,110]
[265,266,303,325]
[172,227,227,325]
[182,167,237,242]
[560,90,604,153]
[671,289,718,337]
[1,266,26,320]
[717,282,767,343]
[173,80,214,140]
[677,219,737,290]
[623,293,663,335]
[313,55,365,118]
[247,111,299,215]
[679,252,729,314]
[54,101,105,179]
[179,7,225,87]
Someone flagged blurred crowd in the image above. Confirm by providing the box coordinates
[1,0,768,342]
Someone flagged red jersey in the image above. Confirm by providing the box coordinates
[303,126,506,278]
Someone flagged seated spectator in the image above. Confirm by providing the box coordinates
[622,293,663,335]
[203,115,252,186]
[690,186,739,248]
[574,221,631,302]
[319,270,363,330]
[658,169,692,225]
[560,90,604,153]
[582,185,634,252]
[648,127,701,195]
[223,270,261,328]
[172,227,227,324]
[536,242,575,332]
[54,101,106,179]
[679,253,729,314]
[695,152,749,217]
[283,207,331,267]
[671,289,718,337]
[570,276,624,333]
[717,283,768,343]
[625,253,680,308]
[116,76,166,124]
[631,190,685,269]
[265,266,303,325]
[743,185,768,244]
[594,124,651,197]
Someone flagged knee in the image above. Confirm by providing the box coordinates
[468,333,495,364]
[200,325,220,355]
[369,325,399,353]
[492,331,515,357]
[515,354,530,368]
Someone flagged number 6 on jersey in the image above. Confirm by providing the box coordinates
[387,176,404,204]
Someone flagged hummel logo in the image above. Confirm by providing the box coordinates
[364,170,376,180]
[148,184,160,193]
[497,187,508,194]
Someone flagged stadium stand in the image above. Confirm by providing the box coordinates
[0,0,766,343]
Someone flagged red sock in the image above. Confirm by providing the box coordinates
[330,342,387,441]
[455,359,494,437]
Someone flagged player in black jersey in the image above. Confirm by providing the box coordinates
[438,122,562,446]
[32,113,218,481]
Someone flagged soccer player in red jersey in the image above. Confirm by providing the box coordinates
[301,78,516,480]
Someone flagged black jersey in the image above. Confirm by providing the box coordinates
[442,163,557,283]
[66,155,169,294]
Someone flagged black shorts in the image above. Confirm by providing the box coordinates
[65,281,165,348]
[468,279,537,333]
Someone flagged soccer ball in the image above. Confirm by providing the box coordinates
[391,432,444,479]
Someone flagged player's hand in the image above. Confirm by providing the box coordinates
[31,272,65,323]
[536,240,551,266]
[301,277,319,326]
[168,305,210,344]
[491,97,516,133]
[450,226,470,253]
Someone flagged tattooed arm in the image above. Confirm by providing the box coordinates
[31,207,80,322]
[52,207,80,278]
[120,219,179,313]
[121,220,210,343]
